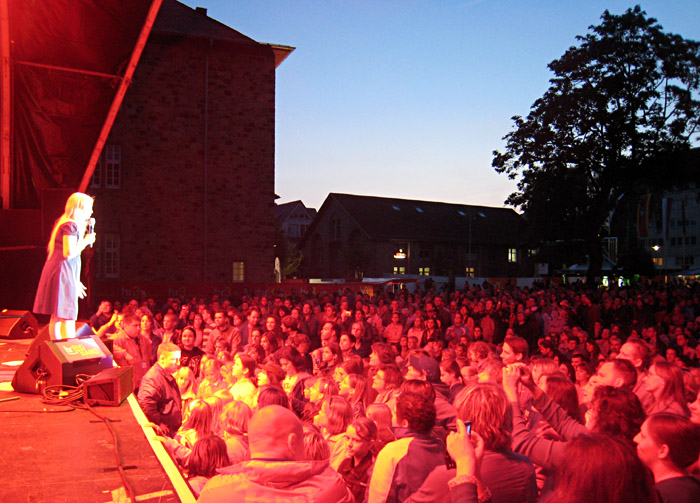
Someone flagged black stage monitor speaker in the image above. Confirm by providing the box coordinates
[12,333,113,394]
[0,309,39,339]
[84,366,133,406]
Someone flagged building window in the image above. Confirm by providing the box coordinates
[104,145,121,189]
[419,267,430,276]
[652,257,663,267]
[330,217,341,240]
[508,248,518,263]
[465,266,474,278]
[89,158,102,188]
[393,266,405,275]
[103,234,120,278]
[232,261,245,282]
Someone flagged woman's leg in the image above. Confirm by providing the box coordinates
[49,316,76,340]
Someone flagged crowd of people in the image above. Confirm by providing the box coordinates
[89,280,700,502]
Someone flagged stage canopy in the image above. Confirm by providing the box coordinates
[1,0,162,209]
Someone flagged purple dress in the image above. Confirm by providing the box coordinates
[33,222,81,320]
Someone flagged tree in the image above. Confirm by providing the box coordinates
[493,6,700,283]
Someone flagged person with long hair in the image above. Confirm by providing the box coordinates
[503,364,645,498]
[175,366,198,414]
[646,360,691,417]
[634,413,700,503]
[197,359,228,399]
[186,435,230,497]
[141,313,162,365]
[545,434,657,503]
[33,192,96,340]
[219,400,252,465]
[337,417,379,503]
[313,395,353,470]
[301,376,338,422]
[339,373,368,419]
[229,353,257,409]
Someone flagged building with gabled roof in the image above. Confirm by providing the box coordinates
[275,200,317,245]
[297,193,533,279]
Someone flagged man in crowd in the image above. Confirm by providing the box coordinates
[111,313,152,391]
[198,405,352,502]
[137,342,182,438]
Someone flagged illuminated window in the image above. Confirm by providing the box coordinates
[508,248,517,263]
[393,266,405,275]
[233,261,245,282]
[652,257,663,267]
[465,266,474,278]
[104,145,121,189]
[103,234,120,278]
[419,267,430,276]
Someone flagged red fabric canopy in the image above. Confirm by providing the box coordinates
[3,0,160,208]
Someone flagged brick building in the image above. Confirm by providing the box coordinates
[88,1,293,291]
[298,193,533,280]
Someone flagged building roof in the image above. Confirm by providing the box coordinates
[154,0,294,66]
[276,200,317,222]
[302,193,524,246]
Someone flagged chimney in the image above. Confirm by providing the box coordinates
[195,7,207,15]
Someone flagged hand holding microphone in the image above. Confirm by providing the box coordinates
[86,217,96,248]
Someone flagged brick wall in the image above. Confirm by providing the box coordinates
[92,33,276,288]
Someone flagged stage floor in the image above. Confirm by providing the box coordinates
[0,337,194,503]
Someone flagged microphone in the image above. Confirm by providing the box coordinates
[88,218,95,248]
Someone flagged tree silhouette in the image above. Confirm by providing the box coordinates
[493,6,700,282]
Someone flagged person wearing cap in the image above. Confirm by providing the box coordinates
[405,352,457,434]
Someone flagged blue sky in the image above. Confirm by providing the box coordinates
[180,1,700,211]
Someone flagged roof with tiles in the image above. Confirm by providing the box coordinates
[307,193,524,245]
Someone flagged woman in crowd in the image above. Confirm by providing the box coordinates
[229,353,257,409]
[337,417,379,503]
[246,343,265,365]
[186,436,230,498]
[318,342,343,377]
[314,395,353,470]
[191,312,206,349]
[219,400,251,464]
[634,413,700,503]
[197,359,229,399]
[175,366,198,414]
[302,424,330,461]
[141,313,162,364]
[339,373,368,419]
[440,359,465,404]
[544,434,657,503]
[302,376,338,422]
[179,326,205,379]
[503,364,645,497]
[278,345,312,417]
[260,333,279,361]
[371,364,403,424]
[162,399,214,465]
[646,360,691,417]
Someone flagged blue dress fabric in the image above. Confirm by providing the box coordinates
[33,221,81,320]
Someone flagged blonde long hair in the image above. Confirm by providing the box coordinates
[47,192,93,257]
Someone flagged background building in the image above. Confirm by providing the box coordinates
[298,193,533,280]
[87,1,292,296]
